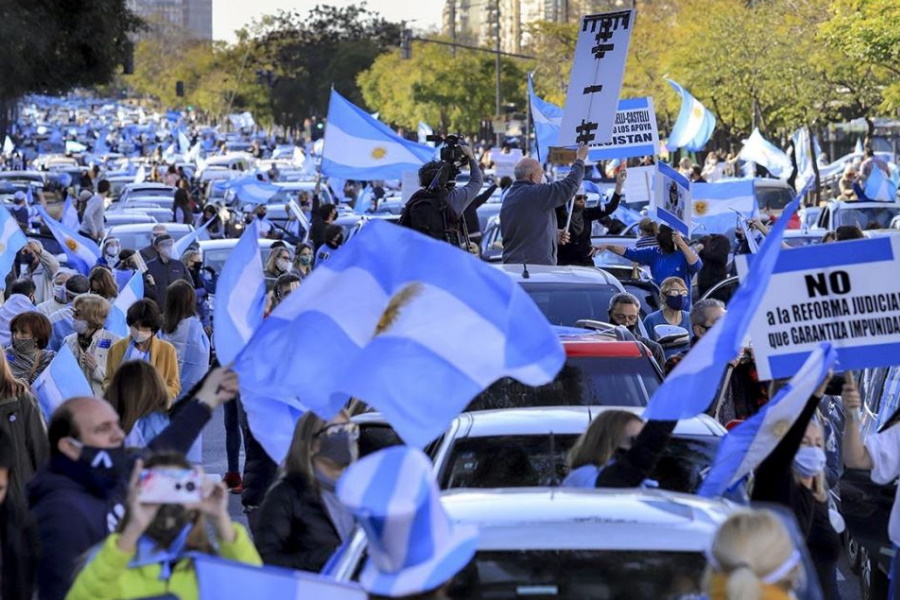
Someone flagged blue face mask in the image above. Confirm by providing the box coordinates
[794,445,826,477]
[664,294,686,311]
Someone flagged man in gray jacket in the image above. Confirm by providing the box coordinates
[500,144,588,265]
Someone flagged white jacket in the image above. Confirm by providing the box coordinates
[64,329,122,396]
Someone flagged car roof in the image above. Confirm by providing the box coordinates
[495,263,622,286]
[197,238,281,250]
[107,223,192,234]
[439,488,734,551]
[123,183,174,192]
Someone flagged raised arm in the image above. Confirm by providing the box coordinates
[446,146,483,217]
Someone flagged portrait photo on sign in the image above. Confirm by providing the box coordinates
[666,180,685,222]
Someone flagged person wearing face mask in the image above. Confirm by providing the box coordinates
[144,234,191,308]
[200,205,225,240]
[292,243,313,280]
[98,237,122,269]
[267,273,301,316]
[751,372,844,600]
[500,144,589,266]
[36,270,72,317]
[604,224,703,301]
[158,281,210,414]
[180,250,212,333]
[263,246,293,282]
[15,239,60,305]
[48,274,91,352]
[104,299,180,401]
[63,294,121,397]
[642,276,693,359]
[88,266,119,303]
[607,293,665,370]
[556,172,626,266]
[0,279,37,347]
[6,311,55,384]
[563,409,676,489]
[253,204,276,239]
[254,410,358,572]
[27,366,240,600]
[65,451,260,600]
[314,224,345,267]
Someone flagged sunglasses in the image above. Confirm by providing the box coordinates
[574,195,587,200]
[314,422,359,440]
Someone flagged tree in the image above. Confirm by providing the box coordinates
[522,21,577,105]
[0,0,142,135]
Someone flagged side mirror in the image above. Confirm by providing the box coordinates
[654,324,690,349]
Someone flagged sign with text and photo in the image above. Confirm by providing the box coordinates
[559,10,635,147]
[738,236,900,380]
[652,162,691,236]
[587,97,659,161]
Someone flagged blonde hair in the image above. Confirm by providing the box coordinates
[704,509,799,600]
[74,293,111,329]
[567,410,643,470]
[660,276,687,294]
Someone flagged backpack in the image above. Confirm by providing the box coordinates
[399,187,461,245]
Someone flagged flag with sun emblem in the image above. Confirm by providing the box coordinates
[36,206,101,275]
[691,180,759,235]
[321,89,435,181]
[665,79,716,152]
[233,220,565,448]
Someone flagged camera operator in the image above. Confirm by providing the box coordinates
[399,136,483,248]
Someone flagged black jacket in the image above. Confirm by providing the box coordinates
[595,419,677,488]
[0,392,48,503]
[0,499,38,600]
[253,473,342,573]
[556,192,622,266]
[144,256,192,307]
[27,399,212,600]
[752,393,842,596]
[697,234,731,298]
[463,184,497,239]
[239,406,277,510]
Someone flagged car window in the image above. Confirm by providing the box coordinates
[756,187,794,211]
[520,283,621,326]
[837,206,900,230]
[358,424,403,458]
[704,279,738,305]
[203,247,273,274]
[112,228,189,253]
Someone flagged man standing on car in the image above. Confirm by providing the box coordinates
[500,144,588,266]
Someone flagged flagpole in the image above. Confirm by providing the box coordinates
[525,73,532,159]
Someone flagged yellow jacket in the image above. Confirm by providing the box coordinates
[65,524,261,600]
[104,335,181,401]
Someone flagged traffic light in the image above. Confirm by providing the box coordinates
[122,40,134,75]
[400,29,412,60]
[175,81,184,97]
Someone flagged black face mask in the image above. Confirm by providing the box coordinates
[145,504,197,548]
[69,442,133,493]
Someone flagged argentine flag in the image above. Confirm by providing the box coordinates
[233,220,565,448]
[528,73,562,163]
[0,206,28,281]
[791,128,822,192]
[321,89,434,180]
[172,217,213,258]
[61,196,80,231]
[230,179,280,206]
[739,128,792,178]
[691,180,759,235]
[665,79,716,152]
[36,207,101,275]
[213,220,266,365]
[32,345,93,421]
[106,271,144,337]
[864,166,898,202]
[418,122,434,146]
[642,187,803,421]
[698,343,837,497]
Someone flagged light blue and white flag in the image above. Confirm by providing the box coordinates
[213,220,266,365]
[32,344,93,421]
[60,195,80,231]
[0,206,28,280]
[65,140,87,154]
[642,190,802,420]
[233,220,565,448]
[691,180,759,235]
[194,553,365,600]
[791,127,822,192]
[738,218,760,254]
[528,73,562,162]
[854,138,864,155]
[287,200,311,242]
[2,136,13,155]
[418,122,434,146]
[321,89,433,180]
[178,129,191,155]
[105,271,144,338]
[698,343,837,498]
[36,206,101,275]
[864,165,898,202]
[354,186,375,215]
[94,127,110,155]
[739,128,792,178]
[133,165,146,184]
[230,179,280,206]
[665,79,716,152]
[173,218,212,258]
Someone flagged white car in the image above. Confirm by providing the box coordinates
[117,183,175,205]
[325,488,825,599]
[103,223,193,253]
[197,238,293,275]
[814,200,900,232]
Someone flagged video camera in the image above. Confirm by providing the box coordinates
[425,133,469,184]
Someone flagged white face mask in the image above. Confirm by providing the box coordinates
[158,245,173,260]
[73,318,90,335]
[793,445,827,477]
[53,284,67,303]
[276,258,291,273]
[105,245,120,258]
[130,326,152,344]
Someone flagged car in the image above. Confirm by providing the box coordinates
[479,215,502,262]
[0,171,47,186]
[197,238,293,275]
[102,223,192,254]
[494,263,626,327]
[783,230,826,248]
[755,178,796,218]
[117,183,175,205]
[700,275,739,306]
[466,328,662,410]
[196,153,255,179]
[116,196,176,212]
[327,488,825,600]
[814,200,900,232]
[103,211,158,229]
[244,181,336,207]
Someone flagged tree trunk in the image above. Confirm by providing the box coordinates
[864,116,875,146]
[808,124,821,206]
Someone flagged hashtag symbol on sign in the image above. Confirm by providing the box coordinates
[575,120,598,145]
[591,43,615,59]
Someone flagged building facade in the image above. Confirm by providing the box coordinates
[128,0,212,40]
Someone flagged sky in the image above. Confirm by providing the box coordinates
[213,0,443,42]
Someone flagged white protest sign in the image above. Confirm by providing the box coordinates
[559,10,635,147]
[490,148,523,179]
[652,162,691,236]
[588,97,659,160]
[401,171,419,204]
[739,236,900,380]
[621,165,655,205]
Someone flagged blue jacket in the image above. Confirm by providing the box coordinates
[159,316,210,400]
[623,246,703,300]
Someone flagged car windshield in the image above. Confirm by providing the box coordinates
[440,434,718,493]
[836,206,900,230]
[112,229,189,253]
[757,187,794,211]
[445,549,707,600]
[203,247,273,274]
[520,282,621,326]
[467,356,659,410]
